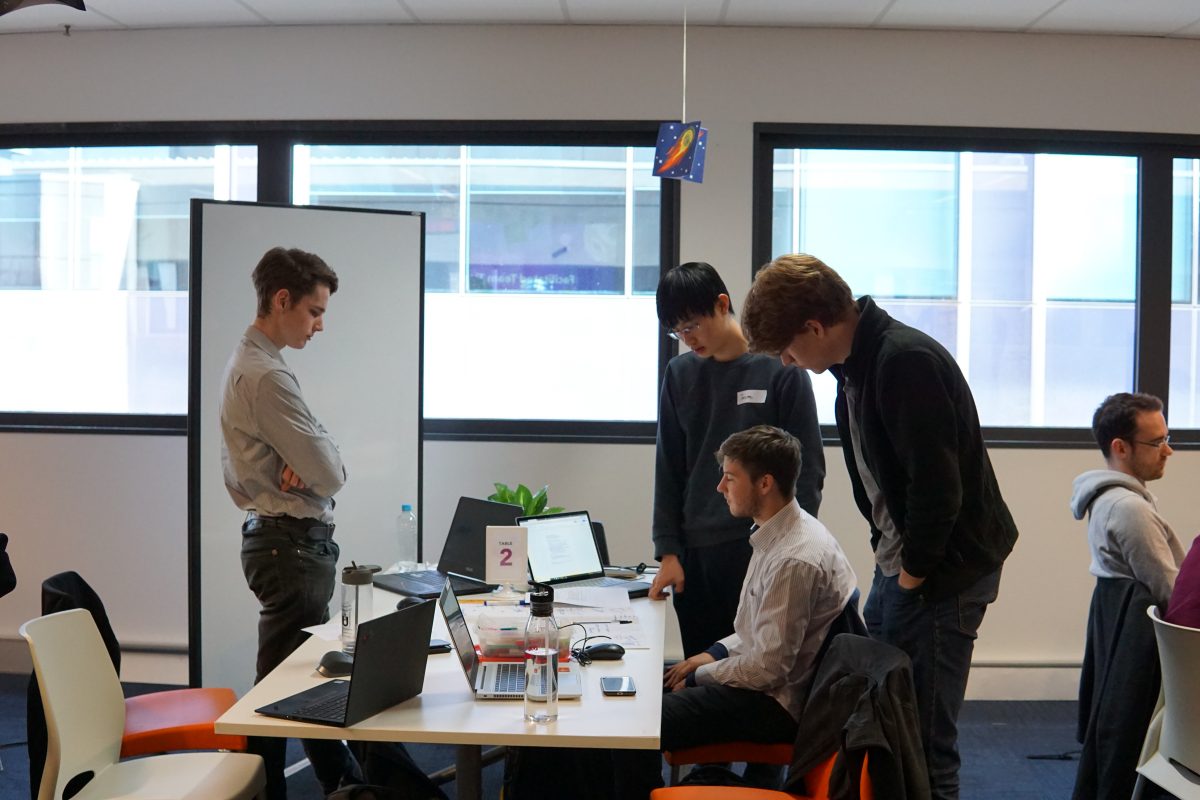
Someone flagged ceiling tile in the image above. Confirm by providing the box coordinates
[244,0,417,25]
[84,0,264,27]
[1031,0,1200,35]
[564,0,725,25]
[404,0,566,24]
[722,0,893,27]
[879,0,1058,32]
[0,4,117,33]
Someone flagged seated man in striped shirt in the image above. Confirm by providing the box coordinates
[617,425,858,797]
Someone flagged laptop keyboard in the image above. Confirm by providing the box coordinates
[295,688,348,720]
[492,662,525,693]
[566,576,627,588]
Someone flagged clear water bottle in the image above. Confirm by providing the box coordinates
[396,504,418,571]
[524,582,559,723]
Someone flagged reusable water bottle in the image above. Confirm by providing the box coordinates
[523,582,559,723]
[340,562,381,655]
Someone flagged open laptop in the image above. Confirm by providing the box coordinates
[436,581,582,700]
[520,510,652,598]
[374,497,522,598]
[254,598,435,727]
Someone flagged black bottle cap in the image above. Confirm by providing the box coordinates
[529,582,554,617]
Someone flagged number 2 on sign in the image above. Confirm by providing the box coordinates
[499,547,513,566]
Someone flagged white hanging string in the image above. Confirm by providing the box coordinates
[681,4,688,123]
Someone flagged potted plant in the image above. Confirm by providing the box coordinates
[488,483,564,517]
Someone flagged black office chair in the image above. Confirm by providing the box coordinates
[0,533,14,772]
[590,521,611,566]
[0,533,14,599]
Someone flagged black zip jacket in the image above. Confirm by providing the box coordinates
[831,297,1017,600]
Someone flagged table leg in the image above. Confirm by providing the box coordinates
[455,743,483,800]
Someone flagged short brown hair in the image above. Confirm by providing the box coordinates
[252,247,339,318]
[715,425,802,500]
[1092,392,1164,458]
[742,254,855,354]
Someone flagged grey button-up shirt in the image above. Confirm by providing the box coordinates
[693,499,857,720]
[220,326,346,523]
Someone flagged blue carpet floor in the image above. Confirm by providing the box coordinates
[0,672,1080,799]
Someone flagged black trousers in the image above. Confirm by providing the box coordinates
[612,685,797,799]
[241,522,362,799]
[672,538,754,657]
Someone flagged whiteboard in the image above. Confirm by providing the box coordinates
[188,201,423,691]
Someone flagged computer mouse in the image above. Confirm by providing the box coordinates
[583,642,625,661]
[316,649,354,678]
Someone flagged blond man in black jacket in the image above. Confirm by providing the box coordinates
[742,254,1018,800]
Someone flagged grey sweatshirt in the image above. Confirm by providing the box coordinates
[1069,469,1184,605]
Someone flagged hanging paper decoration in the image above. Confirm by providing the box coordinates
[654,122,707,183]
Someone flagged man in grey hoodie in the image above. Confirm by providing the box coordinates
[1070,391,1183,605]
[1070,391,1184,800]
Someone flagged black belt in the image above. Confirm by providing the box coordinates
[242,514,334,540]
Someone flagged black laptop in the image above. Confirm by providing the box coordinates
[373,497,522,598]
[254,599,435,727]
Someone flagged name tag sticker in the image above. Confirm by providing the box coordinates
[737,389,767,405]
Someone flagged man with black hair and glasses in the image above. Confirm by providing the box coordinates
[1072,392,1182,606]
[649,261,824,659]
[1071,392,1183,800]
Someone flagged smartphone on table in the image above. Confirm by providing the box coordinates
[600,676,637,696]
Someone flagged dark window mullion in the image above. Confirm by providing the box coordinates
[1135,153,1173,409]
[257,133,293,204]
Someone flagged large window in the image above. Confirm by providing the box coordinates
[754,126,1193,441]
[295,143,666,424]
[0,144,257,416]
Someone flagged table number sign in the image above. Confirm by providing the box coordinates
[485,526,528,588]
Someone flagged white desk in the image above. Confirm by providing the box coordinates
[216,591,666,799]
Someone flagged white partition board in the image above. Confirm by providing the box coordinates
[189,201,423,692]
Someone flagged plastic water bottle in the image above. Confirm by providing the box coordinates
[524,582,559,723]
[397,504,418,571]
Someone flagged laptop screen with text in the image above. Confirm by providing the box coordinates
[523,511,603,583]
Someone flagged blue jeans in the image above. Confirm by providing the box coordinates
[241,525,361,798]
[863,566,1001,800]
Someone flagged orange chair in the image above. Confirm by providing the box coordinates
[651,751,872,800]
[32,572,247,763]
[665,742,793,786]
[122,686,247,757]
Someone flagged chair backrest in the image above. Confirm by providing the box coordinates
[0,533,15,598]
[20,609,126,800]
[1147,605,1200,773]
[590,521,610,567]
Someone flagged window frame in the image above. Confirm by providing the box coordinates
[0,121,680,442]
[752,123,1200,448]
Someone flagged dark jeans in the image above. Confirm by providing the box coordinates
[241,524,362,799]
[863,565,1002,800]
[673,538,754,657]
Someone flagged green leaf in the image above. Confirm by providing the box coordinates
[516,484,534,515]
[531,486,549,515]
[543,506,566,515]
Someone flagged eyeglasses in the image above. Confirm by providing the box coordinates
[1131,435,1171,448]
[667,320,701,341]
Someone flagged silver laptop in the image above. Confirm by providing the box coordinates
[520,510,652,597]
[436,582,582,700]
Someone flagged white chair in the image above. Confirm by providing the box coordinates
[1132,606,1200,799]
[20,608,266,800]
